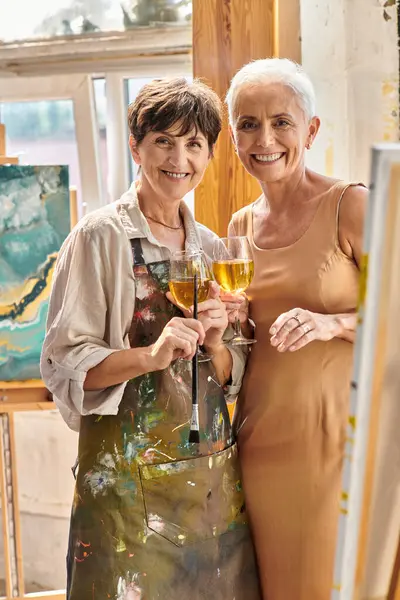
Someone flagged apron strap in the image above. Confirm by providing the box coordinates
[131,238,146,266]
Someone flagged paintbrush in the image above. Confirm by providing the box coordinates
[188,272,200,444]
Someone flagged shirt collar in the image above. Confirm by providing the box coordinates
[115,182,203,252]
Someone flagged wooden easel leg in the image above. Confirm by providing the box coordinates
[0,124,6,156]
[0,414,24,598]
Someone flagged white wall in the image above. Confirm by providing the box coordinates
[301,1,399,598]
[302,0,399,185]
[0,411,77,591]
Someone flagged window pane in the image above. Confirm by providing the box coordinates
[0,100,82,206]
[0,0,192,43]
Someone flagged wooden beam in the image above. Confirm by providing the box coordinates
[0,388,50,404]
[0,380,46,389]
[193,0,274,236]
[0,401,56,414]
[8,593,65,600]
[274,0,302,62]
[0,156,19,165]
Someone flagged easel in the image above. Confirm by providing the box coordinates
[332,145,400,600]
[0,125,77,600]
[0,125,18,166]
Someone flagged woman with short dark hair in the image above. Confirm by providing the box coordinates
[41,78,261,600]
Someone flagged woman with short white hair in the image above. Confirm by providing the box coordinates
[225,58,367,599]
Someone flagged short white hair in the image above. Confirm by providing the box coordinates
[226,58,316,125]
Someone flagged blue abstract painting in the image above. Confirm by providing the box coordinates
[0,165,70,383]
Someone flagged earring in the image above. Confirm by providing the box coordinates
[306,142,311,150]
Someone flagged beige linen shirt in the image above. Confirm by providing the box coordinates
[41,183,246,432]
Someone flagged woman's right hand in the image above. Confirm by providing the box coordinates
[149,317,205,369]
[219,292,249,324]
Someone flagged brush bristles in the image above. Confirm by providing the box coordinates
[189,429,200,444]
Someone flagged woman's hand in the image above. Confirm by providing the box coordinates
[166,282,228,352]
[269,308,344,352]
[219,291,249,324]
[149,317,205,368]
[196,282,228,351]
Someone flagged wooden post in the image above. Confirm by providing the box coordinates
[274,0,301,63]
[69,186,78,229]
[192,0,301,236]
[193,0,271,236]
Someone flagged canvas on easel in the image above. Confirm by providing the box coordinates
[0,165,70,386]
[331,144,400,600]
[0,125,75,600]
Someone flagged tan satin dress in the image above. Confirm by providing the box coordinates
[232,181,361,600]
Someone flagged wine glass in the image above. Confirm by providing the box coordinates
[169,250,212,361]
[212,236,256,346]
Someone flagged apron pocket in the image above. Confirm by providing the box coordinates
[138,443,246,547]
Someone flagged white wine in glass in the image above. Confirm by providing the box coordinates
[169,250,212,361]
[169,279,210,309]
[212,236,256,346]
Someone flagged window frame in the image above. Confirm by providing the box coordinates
[0,26,193,211]
[0,74,103,214]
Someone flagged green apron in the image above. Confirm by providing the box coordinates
[67,239,261,599]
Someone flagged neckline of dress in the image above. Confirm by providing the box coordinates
[249,180,343,252]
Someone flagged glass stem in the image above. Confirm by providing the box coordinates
[233,311,243,339]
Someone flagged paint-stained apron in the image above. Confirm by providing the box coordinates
[66,239,261,600]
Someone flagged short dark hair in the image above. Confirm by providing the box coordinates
[127,77,222,152]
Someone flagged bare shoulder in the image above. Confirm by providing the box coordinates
[338,184,368,263]
[339,184,368,231]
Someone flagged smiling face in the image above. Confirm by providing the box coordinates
[231,82,320,184]
[130,124,211,202]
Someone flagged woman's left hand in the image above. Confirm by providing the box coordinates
[166,281,228,350]
[269,308,343,352]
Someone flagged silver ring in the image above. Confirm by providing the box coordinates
[302,323,311,334]
[293,314,302,326]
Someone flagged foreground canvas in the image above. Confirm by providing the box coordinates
[0,165,70,383]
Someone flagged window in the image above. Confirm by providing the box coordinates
[0,0,192,43]
[0,100,82,199]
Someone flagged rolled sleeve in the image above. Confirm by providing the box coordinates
[41,223,132,431]
[224,344,247,403]
[222,325,249,403]
[41,343,126,431]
